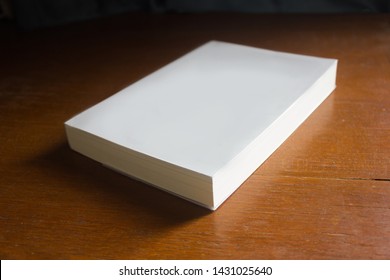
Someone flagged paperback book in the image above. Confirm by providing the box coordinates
[65,41,337,210]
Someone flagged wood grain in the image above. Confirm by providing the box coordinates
[0,13,389,259]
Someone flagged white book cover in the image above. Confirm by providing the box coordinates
[65,41,337,210]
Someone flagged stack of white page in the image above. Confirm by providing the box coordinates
[65,41,337,210]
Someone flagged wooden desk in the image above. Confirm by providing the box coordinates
[0,13,389,259]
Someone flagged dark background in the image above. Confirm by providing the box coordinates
[1,0,389,29]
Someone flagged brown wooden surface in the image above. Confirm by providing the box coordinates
[0,13,389,259]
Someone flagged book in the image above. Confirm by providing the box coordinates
[65,41,337,210]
